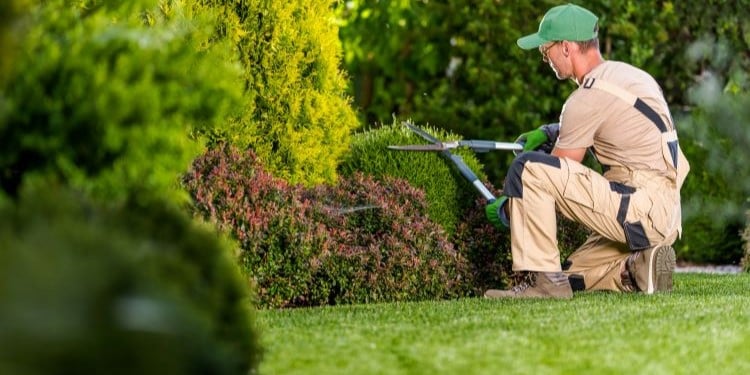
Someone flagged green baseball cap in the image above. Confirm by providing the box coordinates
[517,4,598,50]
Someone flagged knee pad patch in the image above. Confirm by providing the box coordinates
[568,274,586,292]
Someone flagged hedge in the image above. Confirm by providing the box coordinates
[339,121,486,236]
[184,145,468,307]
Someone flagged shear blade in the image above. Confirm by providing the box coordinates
[387,144,447,151]
[403,121,439,143]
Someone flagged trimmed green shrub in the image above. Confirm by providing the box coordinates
[190,0,359,186]
[339,121,486,236]
[743,212,750,272]
[0,0,241,204]
[184,145,467,307]
[0,186,261,375]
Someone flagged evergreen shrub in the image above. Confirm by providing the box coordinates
[339,121,486,236]
[191,0,359,186]
[184,145,467,307]
[0,186,261,375]
[0,0,241,204]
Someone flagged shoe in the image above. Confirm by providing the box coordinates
[623,245,676,294]
[484,272,573,299]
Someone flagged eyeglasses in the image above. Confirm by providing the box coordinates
[540,41,559,63]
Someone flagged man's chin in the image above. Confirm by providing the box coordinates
[549,64,565,80]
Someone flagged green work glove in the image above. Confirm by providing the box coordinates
[515,123,559,153]
[485,196,510,229]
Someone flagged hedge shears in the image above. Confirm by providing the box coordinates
[388,121,522,203]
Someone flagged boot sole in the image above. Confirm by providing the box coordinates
[647,246,676,294]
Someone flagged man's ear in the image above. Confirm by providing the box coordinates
[562,40,576,56]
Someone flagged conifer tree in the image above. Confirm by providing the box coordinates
[193,0,360,186]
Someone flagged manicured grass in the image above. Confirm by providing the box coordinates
[256,273,750,375]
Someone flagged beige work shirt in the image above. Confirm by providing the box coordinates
[556,61,674,177]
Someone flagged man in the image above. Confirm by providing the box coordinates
[484,3,690,298]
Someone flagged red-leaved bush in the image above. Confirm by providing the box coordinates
[454,193,514,295]
[183,145,468,307]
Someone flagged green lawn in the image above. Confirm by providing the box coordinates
[256,273,750,375]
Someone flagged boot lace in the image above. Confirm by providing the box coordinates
[509,272,536,293]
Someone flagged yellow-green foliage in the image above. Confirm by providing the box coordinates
[0,0,241,204]
[193,0,360,186]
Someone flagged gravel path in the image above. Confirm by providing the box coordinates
[675,264,744,274]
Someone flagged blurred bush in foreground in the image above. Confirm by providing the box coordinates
[0,0,241,204]
[0,186,261,375]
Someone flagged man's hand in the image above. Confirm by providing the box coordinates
[516,123,559,153]
[485,196,509,229]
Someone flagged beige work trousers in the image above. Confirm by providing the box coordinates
[507,154,680,292]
